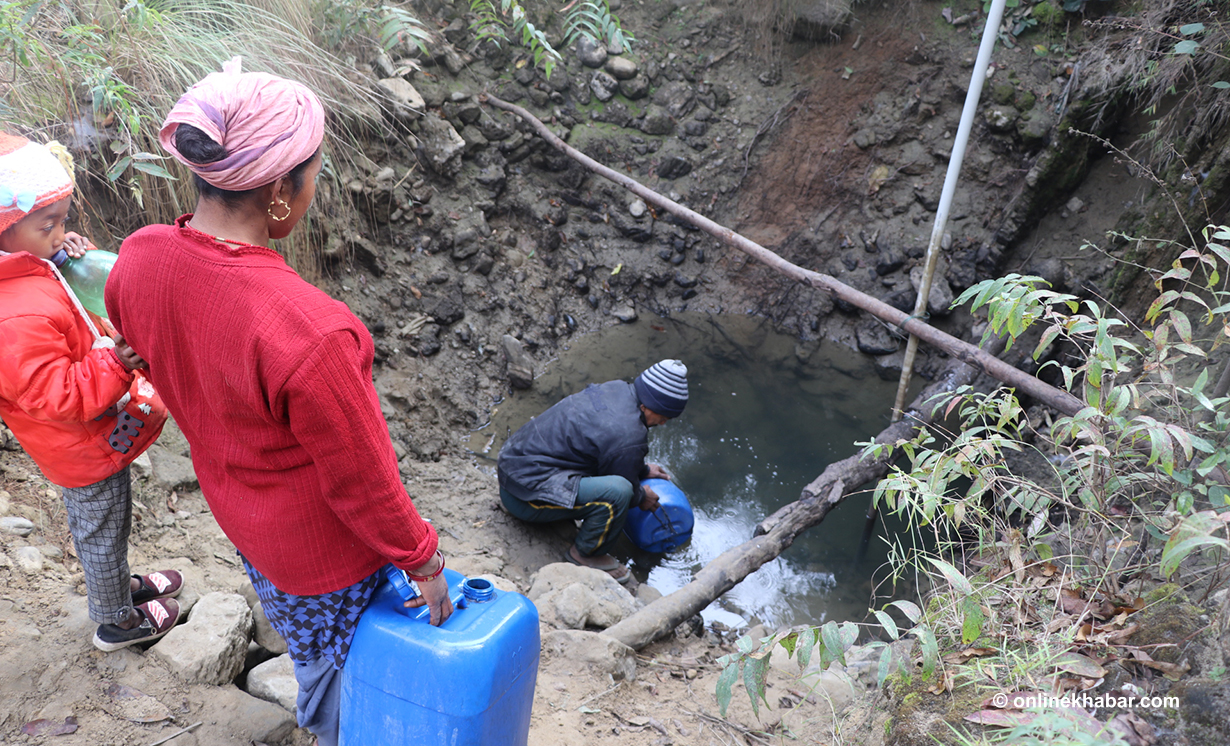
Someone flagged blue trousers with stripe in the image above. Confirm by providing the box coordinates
[500,475,633,557]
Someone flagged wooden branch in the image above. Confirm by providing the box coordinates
[481,94,1084,417]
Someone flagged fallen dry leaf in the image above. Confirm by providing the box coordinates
[1134,658,1191,681]
[21,717,78,736]
[943,647,997,664]
[1107,712,1158,746]
[927,669,955,694]
[966,709,1038,727]
[1055,652,1107,679]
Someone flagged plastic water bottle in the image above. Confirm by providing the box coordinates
[624,477,695,553]
[51,248,117,319]
[340,565,540,745]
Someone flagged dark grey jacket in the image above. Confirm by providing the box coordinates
[497,380,648,508]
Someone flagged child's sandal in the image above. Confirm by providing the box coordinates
[131,570,184,605]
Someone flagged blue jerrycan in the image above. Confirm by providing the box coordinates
[339,566,540,746]
[623,478,695,553]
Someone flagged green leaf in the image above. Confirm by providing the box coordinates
[795,627,817,671]
[890,600,922,624]
[877,646,894,688]
[874,610,900,640]
[1213,81,1230,89]
[821,621,842,668]
[743,653,771,718]
[1180,22,1206,35]
[918,626,938,679]
[1161,535,1228,577]
[778,631,798,657]
[105,155,131,182]
[961,596,985,645]
[131,161,176,179]
[716,660,738,716]
[926,556,974,595]
[1174,39,1200,55]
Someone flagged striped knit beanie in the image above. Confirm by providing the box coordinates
[0,133,75,236]
[634,359,689,418]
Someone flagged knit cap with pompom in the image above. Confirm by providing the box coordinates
[0,133,75,236]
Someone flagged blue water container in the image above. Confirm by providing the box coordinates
[623,478,695,553]
[339,566,540,746]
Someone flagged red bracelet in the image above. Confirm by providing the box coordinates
[405,550,446,582]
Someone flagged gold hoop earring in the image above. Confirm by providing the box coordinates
[267,198,292,222]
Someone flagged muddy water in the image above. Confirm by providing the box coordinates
[471,313,919,630]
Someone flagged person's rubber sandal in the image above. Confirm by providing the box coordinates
[92,598,182,652]
[130,570,183,605]
[563,549,632,585]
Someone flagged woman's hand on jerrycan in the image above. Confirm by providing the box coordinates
[402,554,454,626]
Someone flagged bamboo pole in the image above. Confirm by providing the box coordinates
[481,94,1084,417]
[892,0,1010,420]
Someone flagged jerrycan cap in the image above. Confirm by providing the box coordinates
[462,577,495,603]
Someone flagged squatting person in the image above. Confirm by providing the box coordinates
[497,359,689,584]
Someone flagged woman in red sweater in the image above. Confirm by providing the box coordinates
[104,58,451,746]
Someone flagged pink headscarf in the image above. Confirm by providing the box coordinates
[160,57,324,191]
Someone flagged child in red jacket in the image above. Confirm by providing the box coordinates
[0,133,183,650]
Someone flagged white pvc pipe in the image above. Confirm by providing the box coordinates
[891,0,1010,421]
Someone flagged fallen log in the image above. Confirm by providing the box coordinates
[480,94,1084,418]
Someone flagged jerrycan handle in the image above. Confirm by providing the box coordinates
[384,565,494,621]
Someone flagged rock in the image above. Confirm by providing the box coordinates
[638,106,674,136]
[131,452,152,480]
[208,685,297,744]
[875,249,905,276]
[375,78,425,122]
[426,291,465,326]
[874,350,906,381]
[628,199,647,218]
[612,305,637,323]
[543,629,636,680]
[15,546,43,572]
[619,74,650,100]
[657,156,693,179]
[417,113,466,176]
[652,81,695,119]
[852,128,877,149]
[856,319,899,355]
[501,334,534,390]
[251,600,287,656]
[590,71,619,102]
[1065,196,1085,214]
[636,584,662,604]
[896,140,934,176]
[1,516,34,536]
[1017,106,1053,145]
[984,105,1018,133]
[592,100,631,127]
[576,35,608,68]
[792,0,853,40]
[909,265,955,316]
[147,445,199,493]
[247,655,297,712]
[153,592,252,685]
[529,562,639,631]
[605,56,638,80]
